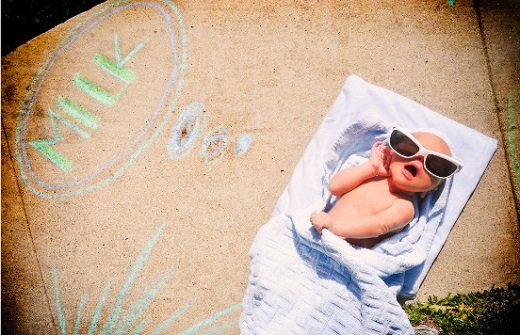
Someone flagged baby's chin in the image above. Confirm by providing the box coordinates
[389,177,439,195]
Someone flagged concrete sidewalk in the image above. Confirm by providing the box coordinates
[2,0,519,334]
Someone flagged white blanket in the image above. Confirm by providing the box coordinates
[239,75,497,333]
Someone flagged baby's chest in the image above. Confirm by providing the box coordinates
[342,181,396,212]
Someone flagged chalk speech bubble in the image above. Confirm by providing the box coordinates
[15,0,187,198]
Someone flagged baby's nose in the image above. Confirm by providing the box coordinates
[414,154,425,164]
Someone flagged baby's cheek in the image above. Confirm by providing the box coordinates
[429,176,443,189]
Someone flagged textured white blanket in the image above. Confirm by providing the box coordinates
[239,75,497,334]
[240,200,417,334]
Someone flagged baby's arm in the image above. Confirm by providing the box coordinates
[328,141,391,196]
[311,198,414,238]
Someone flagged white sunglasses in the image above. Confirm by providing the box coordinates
[388,125,463,179]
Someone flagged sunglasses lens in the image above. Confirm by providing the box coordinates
[425,155,458,178]
[390,130,419,157]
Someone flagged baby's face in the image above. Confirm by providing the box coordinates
[388,133,451,194]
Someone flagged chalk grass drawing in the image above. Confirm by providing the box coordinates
[51,223,240,334]
[15,0,187,198]
[167,102,254,165]
[507,91,520,199]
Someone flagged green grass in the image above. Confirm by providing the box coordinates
[404,283,520,334]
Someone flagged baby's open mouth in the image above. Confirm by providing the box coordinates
[404,165,417,177]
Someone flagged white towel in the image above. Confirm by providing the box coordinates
[272,75,497,298]
[239,75,497,334]
[240,199,416,334]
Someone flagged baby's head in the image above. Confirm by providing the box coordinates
[386,125,463,196]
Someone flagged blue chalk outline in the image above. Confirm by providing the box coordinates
[14,0,187,198]
[167,102,207,161]
[199,126,231,166]
[233,134,254,158]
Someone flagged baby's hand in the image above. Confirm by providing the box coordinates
[310,212,333,234]
[369,141,392,177]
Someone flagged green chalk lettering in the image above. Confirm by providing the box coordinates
[29,108,89,172]
[74,35,148,108]
[57,96,100,129]
[30,139,74,173]
[73,73,119,107]
[115,34,122,67]
[112,34,150,67]
[94,53,136,83]
[93,34,148,84]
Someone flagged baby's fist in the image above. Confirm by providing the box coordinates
[369,141,392,177]
[310,212,332,234]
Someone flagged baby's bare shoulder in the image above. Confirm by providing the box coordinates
[389,197,415,221]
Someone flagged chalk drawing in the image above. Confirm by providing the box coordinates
[234,134,254,158]
[101,34,148,81]
[15,0,187,198]
[29,94,103,172]
[199,126,231,166]
[507,91,520,198]
[56,96,101,131]
[167,102,207,160]
[16,0,254,197]
[73,35,147,107]
[29,109,81,173]
[167,102,254,165]
[51,223,240,334]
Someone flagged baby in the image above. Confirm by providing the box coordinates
[310,125,463,248]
